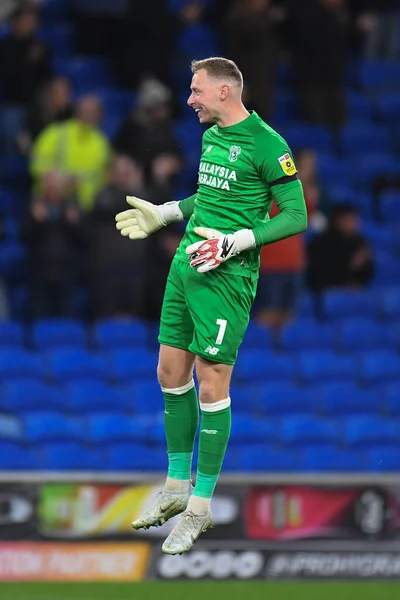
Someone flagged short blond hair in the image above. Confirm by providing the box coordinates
[191,57,243,87]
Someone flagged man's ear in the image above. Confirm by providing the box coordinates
[220,84,230,100]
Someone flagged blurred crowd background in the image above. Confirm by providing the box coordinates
[0,0,399,330]
[0,0,400,471]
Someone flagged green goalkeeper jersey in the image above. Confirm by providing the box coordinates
[175,111,307,280]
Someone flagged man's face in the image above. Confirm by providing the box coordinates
[77,96,102,126]
[336,212,359,235]
[187,69,225,124]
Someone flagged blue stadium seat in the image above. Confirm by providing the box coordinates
[242,322,272,349]
[0,189,17,217]
[366,446,400,471]
[317,154,352,187]
[0,321,24,347]
[359,61,400,89]
[379,287,400,319]
[360,351,400,384]
[106,442,167,471]
[297,292,316,318]
[234,351,294,382]
[338,319,389,351]
[240,445,302,472]
[1,379,63,412]
[0,441,34,469]
[258,383,318,415]
[229,384,261,413]
[0,349,45,382]
[64,380,131,413]
[361,223,394,252]
[46,348,107,383]
[139,415,165,444]
[92,319,148,350]
[298,351,355,383]
[36,442,101,470]
[23,411,83,443]
[107,349,159,383]
[302,446,365,472]
[323,289,376,319]
[281,415,340,446]
[320,382,380,415]
[38,24,76,57]
[177,24,219,58]
[88,413,136,443]
[124,380,165,414]
[31,319,87,349]
[354,153,398,186]
[383,382,400,415]
[345,416,400,447]
[0,414,23,441]
[373,252,400,286]
[281,124,333,153]
[380,191,400,221]
[376,92,400,122]
[173,119,203,151]
[54,56,113,91]
[281,319,336,350]
[346,92,372,120]
[230,414,277,444]
[340,122,390,154]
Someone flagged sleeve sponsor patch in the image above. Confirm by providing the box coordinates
[278,153,297,176]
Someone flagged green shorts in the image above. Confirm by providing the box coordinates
[158,258,257,365]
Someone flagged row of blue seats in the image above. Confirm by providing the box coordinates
[5,378,400,413]
[0,317,399,351]
[0,440,399,472]
[1,412,400,447]
[0,347,399,383]
[1,378,400,416]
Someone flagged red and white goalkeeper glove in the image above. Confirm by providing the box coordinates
[186,227,255,273]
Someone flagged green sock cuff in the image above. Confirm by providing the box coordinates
[167,452,193,481]
[193,471,219,499]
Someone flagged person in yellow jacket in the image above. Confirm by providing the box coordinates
[30,95,111,211]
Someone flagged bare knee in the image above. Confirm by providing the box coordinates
[157,345,195,390]
[196,358,233,404]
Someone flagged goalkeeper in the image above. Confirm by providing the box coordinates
[115,57,307,555]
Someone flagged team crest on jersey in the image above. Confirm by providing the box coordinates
[228,145,241,162]
[278,153,297,176]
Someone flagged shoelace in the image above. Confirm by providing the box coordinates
[168,511,200,541]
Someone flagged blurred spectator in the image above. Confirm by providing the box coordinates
[351,0,400,59]
[20,172,86,319]
[287,0,348,130]
[113,78,182,183]
[224,0,281,121]
[21,77,74,151]
[307,203,374,292]
[88,155,149,319]
[0,4,51,105]
[255,201,305,333]
[30,95,110,211]
[0,3,51,157]
[296,148,330,233]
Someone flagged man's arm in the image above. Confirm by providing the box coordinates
[178,194,196,219]
[252,179,307,247]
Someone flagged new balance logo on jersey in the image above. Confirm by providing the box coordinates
[201,429,218,434]
[204,346,219,356]
[206,145,213,152]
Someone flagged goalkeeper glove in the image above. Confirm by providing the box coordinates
[186,227,255,273]
[115,196,183,240]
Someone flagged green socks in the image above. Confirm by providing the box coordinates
[193,398,231,500]
[162,379,199,482]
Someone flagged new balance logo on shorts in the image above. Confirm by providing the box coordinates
[204,346,219,355]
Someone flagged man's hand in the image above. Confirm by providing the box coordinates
[186,227,255,273]
[115,196,183,240]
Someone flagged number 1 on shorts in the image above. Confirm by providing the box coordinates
[215,319,227,345]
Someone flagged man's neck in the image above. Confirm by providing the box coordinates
[216,105,250,128]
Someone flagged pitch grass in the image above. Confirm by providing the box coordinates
[0,582,399,600]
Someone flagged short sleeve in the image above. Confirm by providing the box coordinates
[254,131,297,186]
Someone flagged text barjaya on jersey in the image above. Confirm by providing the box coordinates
[198,162,237,191]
